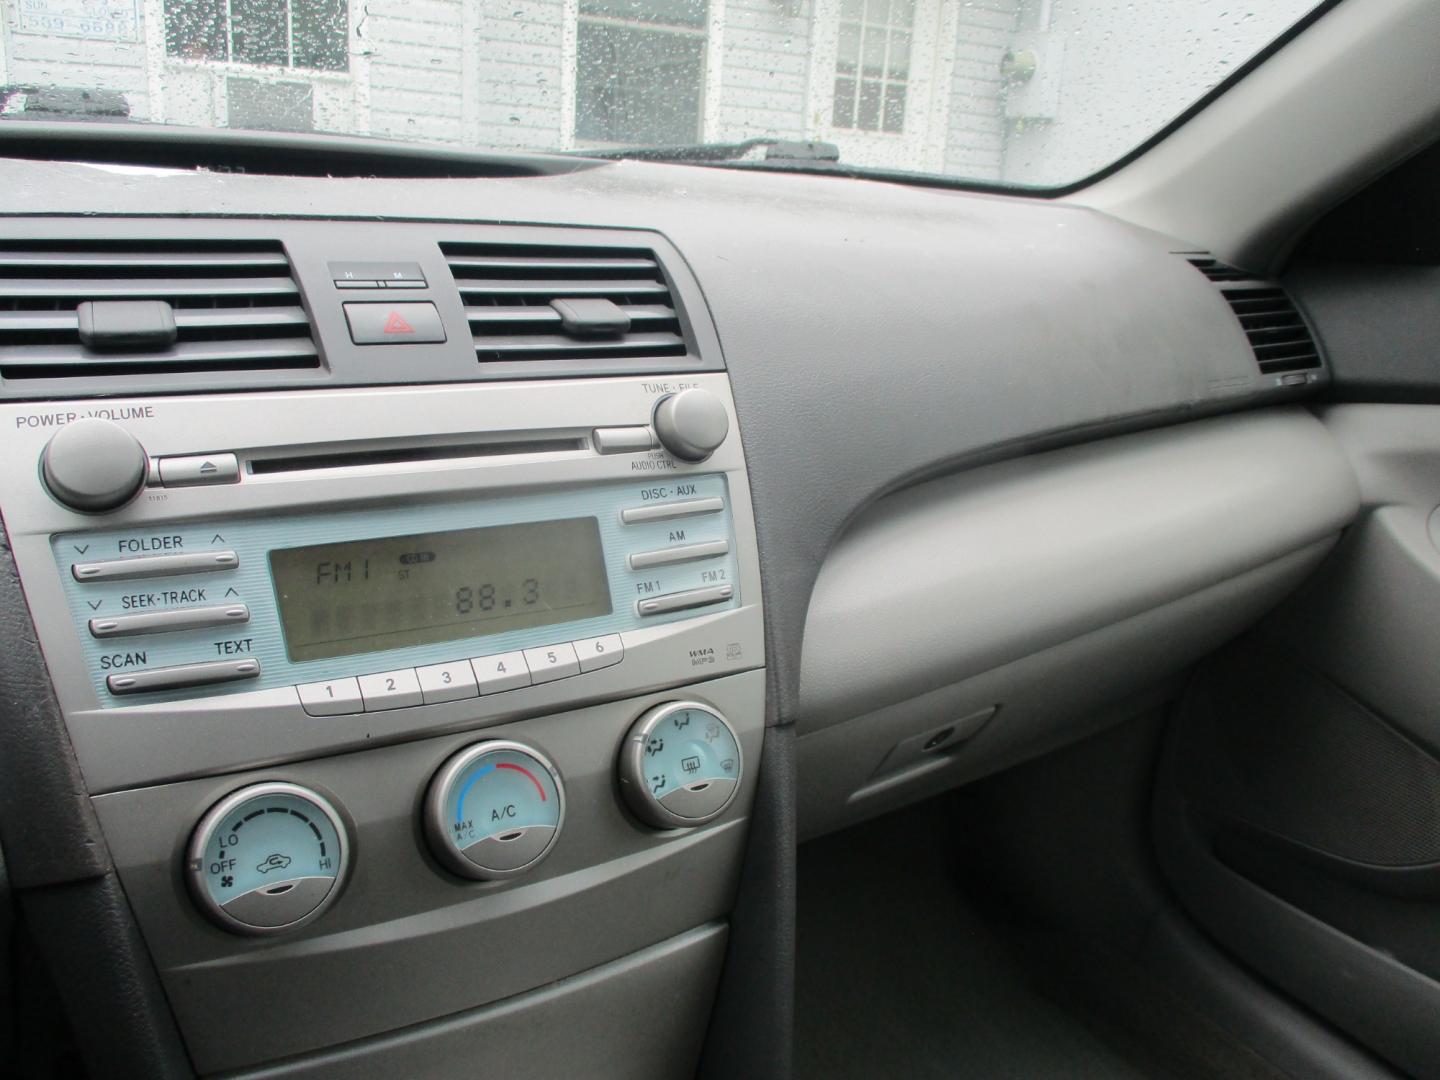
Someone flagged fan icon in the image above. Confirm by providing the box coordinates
[220,875,234,889]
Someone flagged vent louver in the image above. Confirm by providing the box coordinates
[1182,255,1322,376]
[441,242,689,364]
[0,240,319,381]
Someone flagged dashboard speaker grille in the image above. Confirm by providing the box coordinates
[440,242,690,364]
[0,240,319,381]
[1182,255,1322,376]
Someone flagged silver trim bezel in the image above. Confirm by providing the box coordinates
[423,739,568,881]
[185,780,352,937]
[618,700,743,830]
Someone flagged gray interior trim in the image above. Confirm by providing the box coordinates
[1074,0,1440,272]
[800,408,1357,731]
[230,923,727,1080]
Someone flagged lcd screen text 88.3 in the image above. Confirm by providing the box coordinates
[269,517,612,662]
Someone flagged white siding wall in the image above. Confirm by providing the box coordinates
[366,0,466,144]
[943,0,1019,181]
[716,0,810,142]
[1000,0,1313,186]
[471,0,564,150]
[0,6,150,117]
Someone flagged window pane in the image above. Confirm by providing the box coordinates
[576,22,705,144]
[838,0,863,22]
[890,0,915,29]
[232,0,289,66]
[292,0,349,71]
[227,77,315,131]
[882,83,906,133]
[165,0,227,61]
[836,22,860,75]
[833,76,856,128]
[857,79,881,130]
[578,0,708,29]
[887,31,909,79]
[868,0,890,26]
[862,27,885,78]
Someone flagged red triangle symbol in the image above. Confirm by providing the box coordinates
[383,311,414,334]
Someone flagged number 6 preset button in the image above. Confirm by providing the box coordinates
[358,668,424,711]
[416,660,480,704]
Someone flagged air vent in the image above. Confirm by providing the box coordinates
[441,242,689,364]
[0,240,319,381]
[1182,255,1322,376]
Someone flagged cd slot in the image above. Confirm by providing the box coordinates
[250,435,585,476]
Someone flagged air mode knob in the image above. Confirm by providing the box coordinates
[652,388,729,462]
[41,417,148,512]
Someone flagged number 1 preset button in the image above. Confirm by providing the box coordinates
[472,650,532,694]
[416,660,480,704]
[358,668,424,711]
[298,677,364,717]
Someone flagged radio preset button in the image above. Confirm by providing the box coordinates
[472,651,531,694]
[297,677,364,716]
[620,497,725,525]
[523,643,581,684]
[629,539,730,571]
[107,658,260,695]
[358,668,424,711]
[72,550,239,583]
[637,584,734,617]
[573,634,624,673]
[157,453,240,488]
[90,603,250,639]
[417,660,480,704]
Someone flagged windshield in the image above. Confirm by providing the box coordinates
[0,0,1321,187]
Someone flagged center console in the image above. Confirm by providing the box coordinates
[0,220,765,1077]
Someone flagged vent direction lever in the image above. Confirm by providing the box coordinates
[76,300,177,350]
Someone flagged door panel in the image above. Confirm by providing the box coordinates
[1158,404,1440,1079]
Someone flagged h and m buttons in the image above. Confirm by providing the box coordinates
[295,634,625,717]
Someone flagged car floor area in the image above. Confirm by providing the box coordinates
[796,793,1292,1080]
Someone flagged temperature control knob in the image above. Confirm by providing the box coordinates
[424,741,565,880]
[41,417,148,512]
[186,782,350,936]
[652,388,729,462]
[619,701,743,829]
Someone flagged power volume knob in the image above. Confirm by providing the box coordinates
[41,417,148,512]
[652,388,730,462]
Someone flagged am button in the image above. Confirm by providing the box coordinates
[343,301,447,345]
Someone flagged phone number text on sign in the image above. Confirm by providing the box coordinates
[18,0,139,42]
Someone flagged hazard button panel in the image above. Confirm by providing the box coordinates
[343,302,448,345]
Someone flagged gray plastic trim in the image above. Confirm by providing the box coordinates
[799,408,1358,733]
[1075,0,1440,272]
[231,923,727,1080]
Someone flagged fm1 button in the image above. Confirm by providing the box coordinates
[343,302,446,345]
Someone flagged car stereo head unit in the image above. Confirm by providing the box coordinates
[0,373,763,792]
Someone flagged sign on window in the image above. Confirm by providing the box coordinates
[16,0,140,42]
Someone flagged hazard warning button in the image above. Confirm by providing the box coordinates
[343,302,447,345]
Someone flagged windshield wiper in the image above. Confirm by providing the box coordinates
[582,137,840,166]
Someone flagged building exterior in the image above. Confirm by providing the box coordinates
[0,0,1307,186]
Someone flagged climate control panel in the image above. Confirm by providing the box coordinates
[182,704,743,936]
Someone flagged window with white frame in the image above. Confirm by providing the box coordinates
[832,0,914,134]
[575,0,708,146]
[165,0,349,72]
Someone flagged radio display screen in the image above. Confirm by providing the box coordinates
[269,518,612,663]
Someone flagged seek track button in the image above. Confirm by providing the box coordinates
[344,302,446,345]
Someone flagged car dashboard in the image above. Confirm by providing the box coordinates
[0,145,1358,1078]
